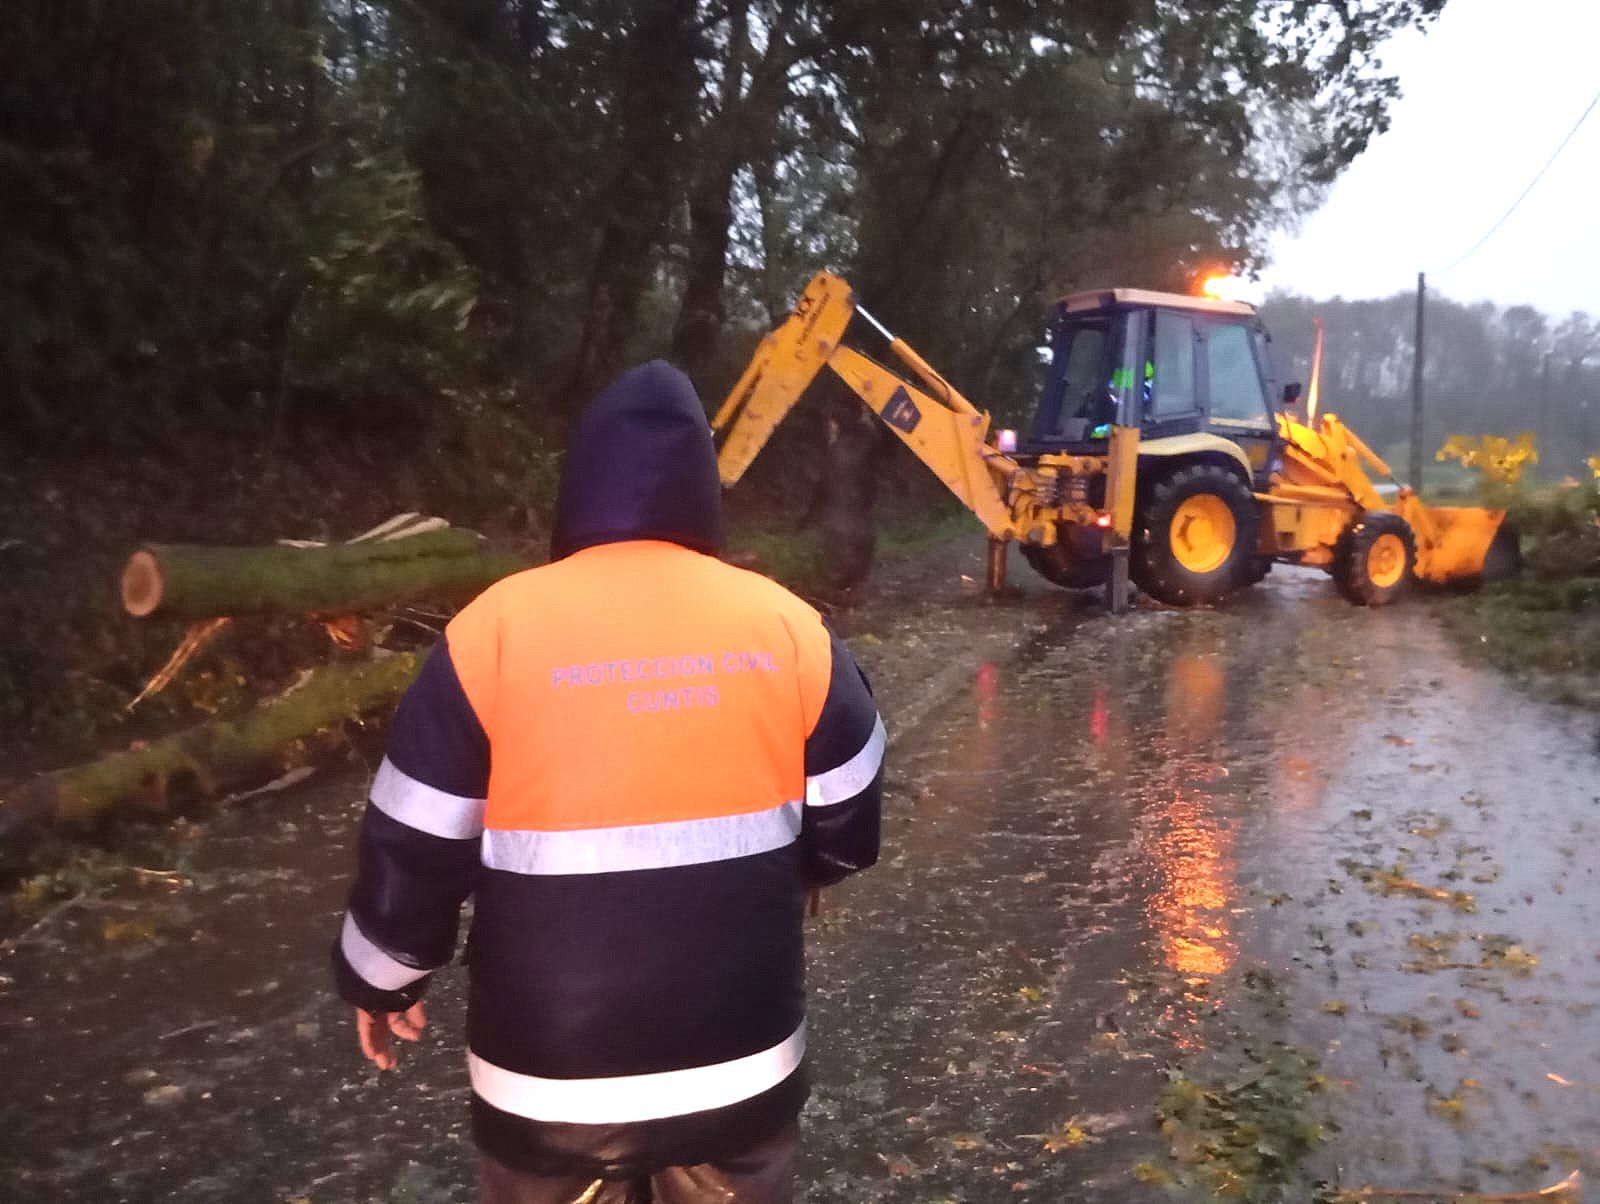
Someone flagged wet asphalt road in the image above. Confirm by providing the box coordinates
[2,544,1597,1202]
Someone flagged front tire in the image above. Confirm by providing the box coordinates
[1131,462,1260,606]
[1333,511,1416,606]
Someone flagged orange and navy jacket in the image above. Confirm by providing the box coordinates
[331,361,883,1175]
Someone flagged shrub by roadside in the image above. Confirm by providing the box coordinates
[1440,480,1600,709]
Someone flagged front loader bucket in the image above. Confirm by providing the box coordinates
[1404,501,1511,585]
[711,272,857,486]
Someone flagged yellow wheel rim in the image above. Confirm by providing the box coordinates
[1170,495,1236,574]
[1367,531,1407,588]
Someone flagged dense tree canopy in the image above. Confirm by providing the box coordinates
[3,0,1461,454]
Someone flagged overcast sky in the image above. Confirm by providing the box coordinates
[1256,0,1600,318]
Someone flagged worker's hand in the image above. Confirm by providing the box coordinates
[355,1001,427,1071]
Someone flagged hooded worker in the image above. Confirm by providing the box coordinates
[330,360,885,1203]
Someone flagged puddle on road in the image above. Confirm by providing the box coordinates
[2,561,1597,1202]
[0,773,479,1202]
[805,567,1600,1201]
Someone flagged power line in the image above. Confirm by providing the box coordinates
[1433,83,1600,275]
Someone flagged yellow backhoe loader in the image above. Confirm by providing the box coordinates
[713,272,1518,612]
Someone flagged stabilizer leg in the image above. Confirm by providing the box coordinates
[1107,543,1131,614]
[986,537,1009,594]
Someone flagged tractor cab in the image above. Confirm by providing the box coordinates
[1026,288,1285,489]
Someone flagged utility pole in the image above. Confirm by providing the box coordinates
[1539,351,1551,468]
[1409,272,1426,492]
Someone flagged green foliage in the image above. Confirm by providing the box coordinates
[0,0,1447,452]
[1507,481,1600,540]
[0,1,505,446]
[724,527,830,594]
[1441,482,1600,709]
[291,83,489,423]
[1151,1044,1331,1202]
[11,849,125,914]
[1502,480,1600,584]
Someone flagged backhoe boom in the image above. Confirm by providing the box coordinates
[712,272,1020,537]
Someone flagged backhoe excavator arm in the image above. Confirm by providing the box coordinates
[711,272,1020,537]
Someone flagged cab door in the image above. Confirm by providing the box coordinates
[1139,309,1203,437]
[1196,319,1279,488]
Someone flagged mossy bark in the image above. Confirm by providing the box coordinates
[122,531,527,619]
[0,652,423,840]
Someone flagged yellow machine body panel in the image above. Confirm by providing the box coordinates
[713,272,857,485]
[1395,496,1507,583]
[1254,493,1352,566]
[821,345,1118,543]
[1269,410,1506,581]
[1276,413,1389,512]
[824,345,1015,536]
[1104,426,1140,541]
[1138,432,1255,481]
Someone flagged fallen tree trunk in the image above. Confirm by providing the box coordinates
[122,530,527,620]
[0,652,423,841]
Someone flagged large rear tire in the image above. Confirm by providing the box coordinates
[1021,542,1110,590]
[1239,556,1273,587]
[1131,462,1260,606]
[1333,511,1416,606]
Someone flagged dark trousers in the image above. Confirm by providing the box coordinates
[477,1122,798,1204]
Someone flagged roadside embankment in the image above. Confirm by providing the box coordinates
[1439,482,1600,708]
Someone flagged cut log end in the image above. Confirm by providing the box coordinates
[121,550,165,618]
[118,532,522,621]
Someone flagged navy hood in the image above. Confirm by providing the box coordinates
[550,360,725,562]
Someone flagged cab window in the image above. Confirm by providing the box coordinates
[1057,323,1108,425]
[1034,317,1112,439]
[1148,311,1196,418]
[1204,324,1271,426]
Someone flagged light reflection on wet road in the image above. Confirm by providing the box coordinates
[2,552,1597,1201]
[808,560,1600,1200]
